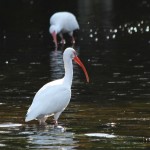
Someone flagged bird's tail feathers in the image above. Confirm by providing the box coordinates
[25,112,36,122]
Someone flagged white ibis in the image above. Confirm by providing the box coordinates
[25,47,89,125]
[49,12,79,48]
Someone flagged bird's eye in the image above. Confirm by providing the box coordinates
[73,51,77,57]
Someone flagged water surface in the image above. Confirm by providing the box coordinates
[0,0,150,149]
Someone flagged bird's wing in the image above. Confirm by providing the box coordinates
[50,12,79,31]
[25,81,71,121]
[34,79,62,98]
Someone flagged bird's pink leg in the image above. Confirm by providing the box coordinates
[61,38,66,45]
[38,117,47,125]
[60,34,66,44]
[53,111,62,126]
[54,120,58,126]
[72,36,75,44]
[52,119,58,126]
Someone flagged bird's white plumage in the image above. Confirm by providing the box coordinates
[25,79,71,122]
[25,48,89,125]
[25,48,76,125]
[50,12,79,34]
[49,12,79,48]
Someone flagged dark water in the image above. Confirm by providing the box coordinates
[0,0,150,149]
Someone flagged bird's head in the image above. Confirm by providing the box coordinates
[64,48,89,83]
[49,25,58,48]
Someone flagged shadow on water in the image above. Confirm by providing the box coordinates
[1,0,150,149]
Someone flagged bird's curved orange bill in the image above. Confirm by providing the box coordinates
[73,56,89,82]
[52,31,58,48]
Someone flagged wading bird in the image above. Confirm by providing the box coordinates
[25,47,89,126]
[49,12,79,48]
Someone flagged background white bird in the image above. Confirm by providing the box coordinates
[49,12,80,48]
[25,47,89,126]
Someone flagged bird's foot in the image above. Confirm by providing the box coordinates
[52,119,58,126]
[60,39,66,45]
[39,121,47,126]
[72,40,75,44]
[53,125,66,132]
[71,37,75,44]
[38,117,48,126]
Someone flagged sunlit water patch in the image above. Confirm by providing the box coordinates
[85,133,117,138]
[0,123,22,128]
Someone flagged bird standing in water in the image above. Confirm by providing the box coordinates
[49,12,79,49]
[25,47,89,126]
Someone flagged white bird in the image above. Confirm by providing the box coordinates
[49,12,80,48]
[25,47,89,126]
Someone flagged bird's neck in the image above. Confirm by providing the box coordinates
[63,59,73,88]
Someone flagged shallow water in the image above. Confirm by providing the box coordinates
[0,0,150,149]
